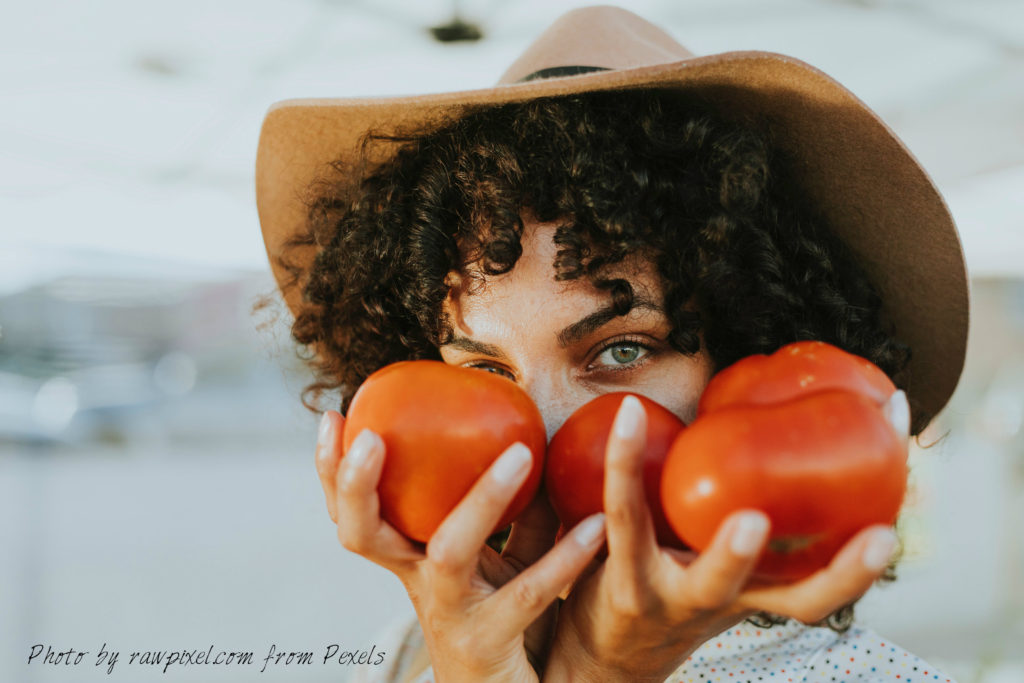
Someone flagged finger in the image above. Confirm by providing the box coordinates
[738,525,898,624]
[604,395,658,575]
[668,510,769,613]
[502,490,560,572]
[426,443,533,599]
[490,513,607,636]
[335,428,423,572]
[315,411,345,523]
[882,389,911,442]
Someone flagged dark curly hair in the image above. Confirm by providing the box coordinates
[273,88,919,631]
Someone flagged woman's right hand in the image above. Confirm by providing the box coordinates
[314,410,607,683]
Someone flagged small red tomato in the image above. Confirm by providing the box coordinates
[545,392,687,548]
[661,341,906,582]
[342,360,546,543]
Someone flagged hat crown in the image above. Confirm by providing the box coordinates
[498,6,694,84]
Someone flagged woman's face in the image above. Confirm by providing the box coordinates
[440,218,714,439]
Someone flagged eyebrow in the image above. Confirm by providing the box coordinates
[443,295,663,359]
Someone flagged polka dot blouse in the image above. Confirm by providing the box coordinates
[669,619,954,683]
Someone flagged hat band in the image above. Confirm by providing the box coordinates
[517,65,611,82]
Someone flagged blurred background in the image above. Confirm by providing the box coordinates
[1,0,1021,681]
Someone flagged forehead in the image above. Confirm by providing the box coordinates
[444,218,664,322]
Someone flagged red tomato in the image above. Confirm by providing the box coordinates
[545,392,687,548]
[661,341,906,582]
[342,360,546,543]
[698,340,896,415]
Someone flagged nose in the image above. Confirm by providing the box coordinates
[519,369,587,441]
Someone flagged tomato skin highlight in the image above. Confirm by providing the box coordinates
[662,341,907,582]
[697,340,896,416]
[545,392,687,548]
[342,360,547,544]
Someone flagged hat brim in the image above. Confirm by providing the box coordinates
[256,50,969,423]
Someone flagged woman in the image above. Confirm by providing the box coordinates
[256,7,967,682]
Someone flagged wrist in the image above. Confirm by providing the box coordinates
[542,619,690,683]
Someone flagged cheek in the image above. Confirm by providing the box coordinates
[636,353,714,424]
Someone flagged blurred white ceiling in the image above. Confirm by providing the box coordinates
[1,0,1021,287]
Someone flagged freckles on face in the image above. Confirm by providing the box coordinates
[440,218,714,439]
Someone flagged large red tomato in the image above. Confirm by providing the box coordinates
[698,340,896,414]
[545,392,687,548]
[661,342,907,582]
[342,360,547,543]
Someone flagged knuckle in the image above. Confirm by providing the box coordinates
[606,449,642,477]
[473,487,506,514]
[510,579,545,612]
[336,525,367,554]
[608,586,646,618]
[426,540,461,576]
[478,475,518,510]
[604,498,643,528]
[338,470,361,497]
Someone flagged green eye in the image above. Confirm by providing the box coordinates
[597,342,650,368]
[610,344,641,363]
[468,364,515,380]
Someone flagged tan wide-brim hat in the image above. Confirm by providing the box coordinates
[256,5,969,425]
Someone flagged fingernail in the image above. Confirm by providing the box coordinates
[317,412,334,457]
[883,390,910,438]
[492,443,531,485]
[613,395,643,439]
[574,513,606,546]
[346,428,378,470]
[730,512,769,557]
[862,528,897,571]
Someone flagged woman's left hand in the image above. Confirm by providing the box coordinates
[542,395,901,682]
